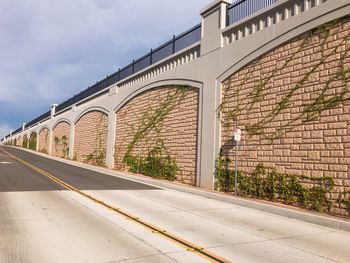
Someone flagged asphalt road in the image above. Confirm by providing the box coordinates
[1,146,350,263]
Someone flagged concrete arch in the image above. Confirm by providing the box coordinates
[38,126,50,153]
[52,118,72,130]
[16,135,22,147]
[38,125,50,134]
[114,79,203,113]
[74,106,109,124]
[114,79,202,185]
[29,130,37,136]
[217,14,350,206]
[21,133,29,148]
[73,108,109,164]
[28,131,38,151]
[51,119,71,158]
[217,8,343,84]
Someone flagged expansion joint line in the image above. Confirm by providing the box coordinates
[0,148,231,263]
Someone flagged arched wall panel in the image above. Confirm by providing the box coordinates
[115,85,199,185]
[17,136,22,147]
[220,16,350,214]
[51,121,70,158]
[74,110,108,165]
[38,128,50,153]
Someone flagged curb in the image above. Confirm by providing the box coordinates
[5,146,350,233]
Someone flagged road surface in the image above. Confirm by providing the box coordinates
[0,146,349,263]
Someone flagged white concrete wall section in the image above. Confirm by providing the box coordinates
[4,0,349,190]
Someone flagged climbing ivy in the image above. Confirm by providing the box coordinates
[40,148,48,154]
[124,140,178,181]
[86,113,107,166]
[120,86,189,180]
[338,190,350,215]
[54,135,69,158]
[28,133,37,150]
[41,130,49,153]
[215,154,335,213]
[22,136,28,148]
[220,15,350,140]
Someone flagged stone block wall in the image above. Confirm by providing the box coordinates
[74,111,108,164]
[38,128,49,153]
[17,136,22,147]
[221,16,350,214]
[115,86,199,185]
[22,135,28,148]
[51,121,70,158]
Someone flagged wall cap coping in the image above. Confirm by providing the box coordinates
[117,42,201,86]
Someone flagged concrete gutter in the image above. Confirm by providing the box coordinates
[8,146,350,233]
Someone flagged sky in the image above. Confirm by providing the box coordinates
[0,0,210,139]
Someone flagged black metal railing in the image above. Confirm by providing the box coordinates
[8,0,283,138]
[25,111,51,129]
[55,23,201,113]
[13,127,23,135]
[227,0,279,26]
[17,23,201,131]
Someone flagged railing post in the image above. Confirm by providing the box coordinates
[51,104,58,119]
[172,35,176,54]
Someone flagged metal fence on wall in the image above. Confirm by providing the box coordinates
[227,0,279,26]
[25,111,51,129]
[19,24,201,129]
[55,24,201,113]
[12,0,283,135]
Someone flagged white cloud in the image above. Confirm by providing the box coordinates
[0,0,209,129]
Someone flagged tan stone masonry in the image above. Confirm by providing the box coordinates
[74,111,108,164]
[17,136,22,147]
[51,121,70,158]
[38,128,49,153]
[115,86,199,185]
[221,17,350,214]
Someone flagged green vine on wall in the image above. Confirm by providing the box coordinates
[220,15,350,140]
[215,153,335,213]
[338,191,350,215]
[28,133,37,150]
[40,131,49,154]
[22,136,28,148]
[121,86,188,180]
[54,135,69,158]
[86,113,107,166]
[124,140,179,181]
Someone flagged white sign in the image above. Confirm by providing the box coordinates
[234,128,241,142]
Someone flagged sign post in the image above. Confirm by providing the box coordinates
[233,128,241,196]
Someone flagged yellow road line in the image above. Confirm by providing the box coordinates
[1,148,232,263]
